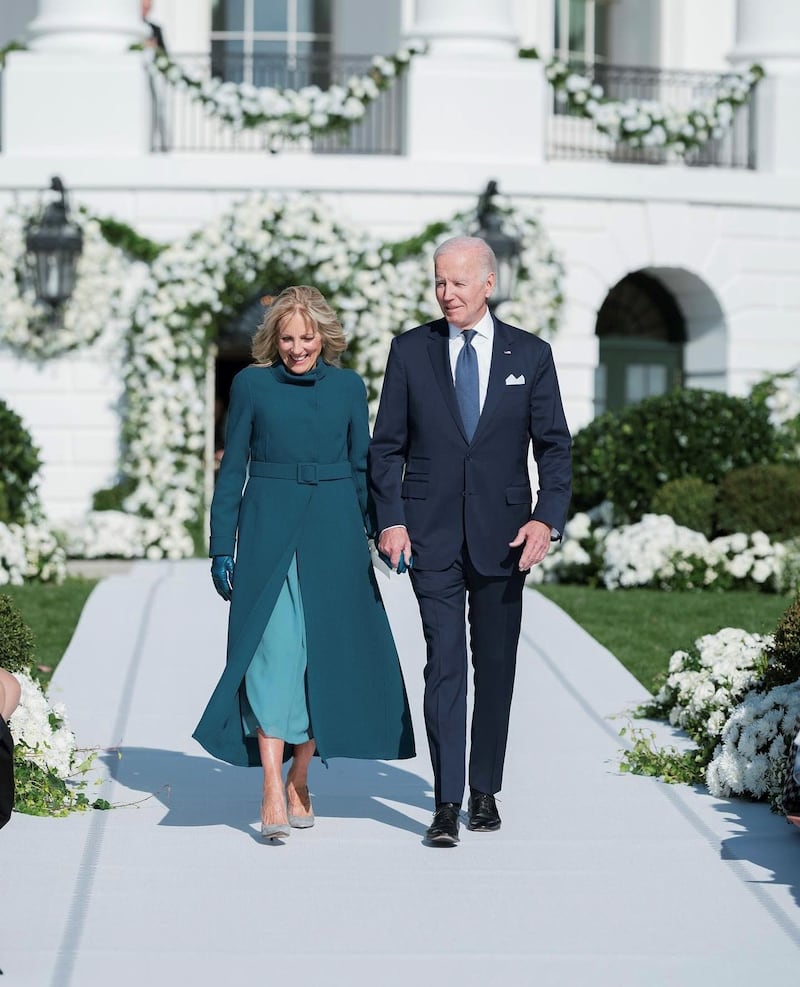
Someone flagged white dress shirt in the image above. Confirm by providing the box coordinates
[448,307,493,412]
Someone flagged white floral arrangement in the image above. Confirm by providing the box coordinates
[0,520,67,585]
[534,512,800,594]
[706,681,800,807]
[649,628,772,740]
[58,509,193,561]
[149,41,426,150]
[545,59,763,156]
[115,190,562,552]
[625,624,800,812]
[9,671,76,780]
[0,203,131,359]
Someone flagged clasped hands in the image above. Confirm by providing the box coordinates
[211,555,234,601]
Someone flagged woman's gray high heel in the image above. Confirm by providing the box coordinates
[260,799,290,840]
[287,785,315,828]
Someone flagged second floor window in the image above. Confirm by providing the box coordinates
[210,0,332,86]
[554,0,610,65]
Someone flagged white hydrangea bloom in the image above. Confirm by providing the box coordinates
[8,672,77,780]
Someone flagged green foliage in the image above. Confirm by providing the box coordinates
[716,463,800,540]
[13,748,111,817]
[2,578,97,685]
[571,389,779,523]
[92,477,136,512]
[384,220,451,264]
[760,595,800,691]
[0,397,42,523]
[95,216,166,263]
[618,725,708,785]
[0,595,36,673]
[650,476,716,537]
[0,40,25,68]
[749,368,800,462]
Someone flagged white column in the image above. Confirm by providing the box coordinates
[730,0,800,172]
[25,0,147,51]
[413,0,517,57]
[2,0,152,156]
[405,0,547,162]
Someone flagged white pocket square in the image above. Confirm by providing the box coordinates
[505,374,525,386]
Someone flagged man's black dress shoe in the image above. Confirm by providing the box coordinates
[424,803,460,846]
[467,791,501,832]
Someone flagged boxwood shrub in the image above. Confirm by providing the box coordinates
[716,463,800,540]
[650,476,717,537]
[0,398,41,524]
[0,595,35,674]
[571,389,779,523]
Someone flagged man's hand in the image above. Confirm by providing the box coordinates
[211,555,234,601]
[377,526,412,571]
[509,520,552,572]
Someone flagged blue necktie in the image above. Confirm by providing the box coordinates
[455,329,479,441]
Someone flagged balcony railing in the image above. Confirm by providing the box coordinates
[150,52,406,155]
[546,61,757,169]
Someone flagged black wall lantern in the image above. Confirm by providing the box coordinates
[25,177,83,309]
[475,179,521,311]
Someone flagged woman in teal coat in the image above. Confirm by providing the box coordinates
[194,285,414,840]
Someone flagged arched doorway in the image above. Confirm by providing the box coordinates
[594,270,686,415]
[213,292,275,474]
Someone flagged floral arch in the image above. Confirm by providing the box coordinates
[1,190,564,559]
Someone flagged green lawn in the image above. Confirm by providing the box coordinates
[2,578,98,685]
[534,584,794,693]
[2,576,794,701]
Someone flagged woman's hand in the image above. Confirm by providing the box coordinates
[211,555,235,601]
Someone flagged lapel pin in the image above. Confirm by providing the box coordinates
[504,350,512,355]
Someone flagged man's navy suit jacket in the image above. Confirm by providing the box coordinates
[368,315,572,577]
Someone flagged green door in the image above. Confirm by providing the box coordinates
[596,337,683,415]
[594,271,685,415]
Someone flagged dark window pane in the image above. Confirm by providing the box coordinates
[568,0,587,56]
[297,0,331,34]
[595,5,610,61]
[252,40,289,86]
[211,39,246,82]
[253,39,288,56]
[211,0,245,33]
[254,0,288,32]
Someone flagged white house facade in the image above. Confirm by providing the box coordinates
[1,0,799,533]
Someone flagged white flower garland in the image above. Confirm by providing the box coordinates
[0,203,131,359]
[149,41,425,150]
[115,191,562,556]
[545,59,764,156]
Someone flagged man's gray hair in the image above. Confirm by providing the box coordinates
[434,236,497,280]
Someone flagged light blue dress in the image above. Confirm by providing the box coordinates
[241,556,312,744]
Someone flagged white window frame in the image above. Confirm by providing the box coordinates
[555,0,613,65]
[210,0,332,81]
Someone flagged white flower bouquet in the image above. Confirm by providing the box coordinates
[7,671,106,816]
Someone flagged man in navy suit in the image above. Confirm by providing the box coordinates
[369,235,572,846]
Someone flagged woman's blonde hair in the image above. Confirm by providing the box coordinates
[251,285,346,367]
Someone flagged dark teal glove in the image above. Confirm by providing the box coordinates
[211,555,234,601]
